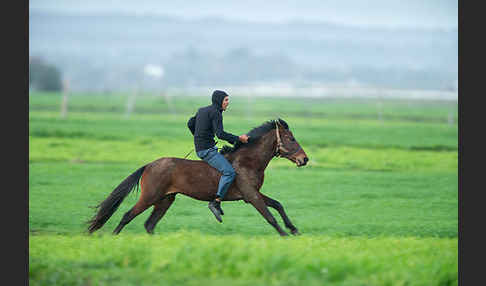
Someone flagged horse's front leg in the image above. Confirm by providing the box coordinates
[246,193,289,236]
[234,168,288,236]
[260,193,300,235]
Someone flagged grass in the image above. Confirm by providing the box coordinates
[30,233,457,286]
[29,162,457,238]
[28,91,458,285]
[29,91,458,123]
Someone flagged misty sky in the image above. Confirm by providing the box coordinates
[30,0,457,30]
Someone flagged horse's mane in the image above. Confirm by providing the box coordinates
[220,118,289,155]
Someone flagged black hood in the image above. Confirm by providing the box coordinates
[211,90,228,110]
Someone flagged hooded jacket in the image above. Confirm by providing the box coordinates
[187,90,239,152]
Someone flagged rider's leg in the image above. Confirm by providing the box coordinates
[196,146,236,222]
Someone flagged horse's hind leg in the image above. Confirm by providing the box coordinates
[113,200,151,235]
[261,194,300,235]
[144,194,176,234]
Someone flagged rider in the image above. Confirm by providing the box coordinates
[187,90,249,222]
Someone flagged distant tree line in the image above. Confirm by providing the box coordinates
[32,46,457,92]
[29,57,63,91]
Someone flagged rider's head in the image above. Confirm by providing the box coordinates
[212,90,229,111]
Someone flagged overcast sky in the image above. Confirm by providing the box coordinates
[30,0,458,30]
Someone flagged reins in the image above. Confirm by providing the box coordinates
[183,149,194,159]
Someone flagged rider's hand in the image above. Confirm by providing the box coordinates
[239,134,249,143]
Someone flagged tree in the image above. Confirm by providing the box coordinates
[29,57,63,91]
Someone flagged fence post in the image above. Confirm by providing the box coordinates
[163,91,176,117]
[125,86,138,118]
[61,79,69,119]
[448,100,457,125]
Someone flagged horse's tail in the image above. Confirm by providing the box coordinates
[87,165,146,233]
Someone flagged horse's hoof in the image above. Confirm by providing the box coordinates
[291,229,300,235]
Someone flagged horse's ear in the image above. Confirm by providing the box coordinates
[276,118,288,129]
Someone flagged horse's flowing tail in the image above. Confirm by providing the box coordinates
[87,166,146,233]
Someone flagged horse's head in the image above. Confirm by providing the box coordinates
[274,119,309,167]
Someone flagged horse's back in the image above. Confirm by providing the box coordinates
[145,156,243,201]
[148,156,203,167]
[147,156,219,183]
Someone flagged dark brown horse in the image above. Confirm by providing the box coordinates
[87,118,309,236]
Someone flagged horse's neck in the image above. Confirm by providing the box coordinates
[231,131,276,171]
[259,131,278,170]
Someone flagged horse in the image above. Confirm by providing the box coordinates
[87,118,309,236]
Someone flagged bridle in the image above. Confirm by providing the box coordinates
[274,120,301,158]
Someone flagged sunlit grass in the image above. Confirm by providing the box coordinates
[29,136,456,173]
[30,232,458,286]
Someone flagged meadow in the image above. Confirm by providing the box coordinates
[29,91,458,285]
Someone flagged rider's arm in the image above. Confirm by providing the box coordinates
[211,111,239,144]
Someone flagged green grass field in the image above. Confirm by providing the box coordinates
[29,92,458,285]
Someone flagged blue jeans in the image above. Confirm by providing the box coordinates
[196,146,236,199]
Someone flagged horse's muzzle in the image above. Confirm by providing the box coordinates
[295,155,309,167]
[284,148,308,167]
